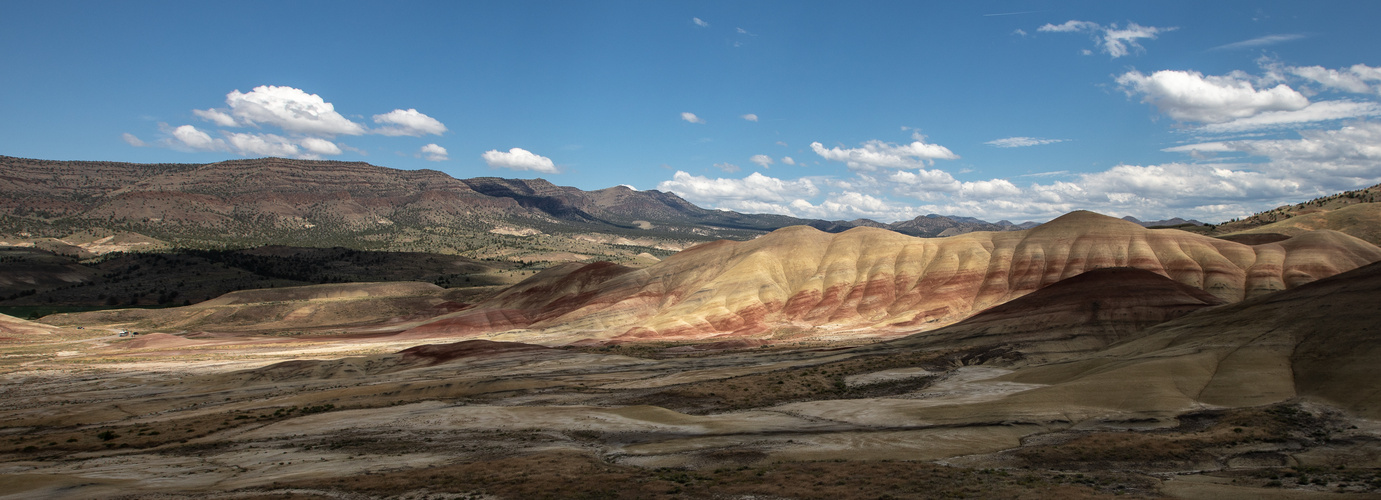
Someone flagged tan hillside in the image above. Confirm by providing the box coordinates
[1223,202,1381,245]
[41,282,473,334]
[0,313,64,337]
[1211,182,1381,238]
[403,211,1381,343]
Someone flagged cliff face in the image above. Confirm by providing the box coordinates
[403,211,1381,342]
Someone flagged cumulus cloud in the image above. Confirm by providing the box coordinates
[680,112,705,124]
[666,122,1381,223]
[1168,121,1381,189]
[482,147,557,173]
[750,154,774,168]
[741,113,759,122]
[811,138,959,170]
[224,132,301,157]
[1038,20,1174,58]
[298,137,342,156]
[161,124,348,159]
[150,84,451,160]
[170,124,222,151]
[715,162,741,173]
[206,85,366,136]
[985,137,1067,148]
[656,171,820,210]
[781,156,796,165]
[1215,122,1381,177]
[1117,69,1309,123]
[692,17,709,28]
[419,143,448,162]
[121,133,146,147]
[372,109,447,136]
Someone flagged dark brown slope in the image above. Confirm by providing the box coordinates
[994,260,1381,419]
[895,267,1228,362]
[219,339,552,385]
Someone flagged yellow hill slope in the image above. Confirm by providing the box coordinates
[1223,202,1381,245]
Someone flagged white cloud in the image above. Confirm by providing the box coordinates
[1038,20,1100,33]
[680,112,705,124]
[750,154,774,168]
[1195,100,1381,133]
[811,138,959,170]
[1038,20,1174,58]
[216,85,366,136]
[1287,64,1381,94]
[372,108,447,136]
[985,137,1067,148]
[170,124,221,151]
[192,108,239,127]
[1101,23,1173,58]
[781,156,796,165]
[692,17,709,28]
[656,171,819,207]
[1352,64,1381,83]
[121,133,146,147]
[1117,69,1309,123]
[1212,33,1306,51]
[715,162,740,173]
[959,179,1023,198]
[1221,122,1381,171]
[482,147,557,173]
[741,113,759,122]
[224,132,301,158]
[161,124,349,159]
[298,137,342,156]
[663,122,1381,222]
[1170,122,1381,187]
[420,143,448,162]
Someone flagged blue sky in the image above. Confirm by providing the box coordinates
[3,1,1381,223]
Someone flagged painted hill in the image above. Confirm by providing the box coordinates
[401,211,1381,343]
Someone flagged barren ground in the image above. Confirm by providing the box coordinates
[2,327,1379,499]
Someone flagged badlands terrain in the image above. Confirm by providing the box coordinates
[2,170,1381,498]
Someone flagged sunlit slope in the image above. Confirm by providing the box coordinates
[978,260,1381,420]
[0,313,64,336]
[42,282,464,333]
[1223,202,1381,245]
[406,211,1381,342]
